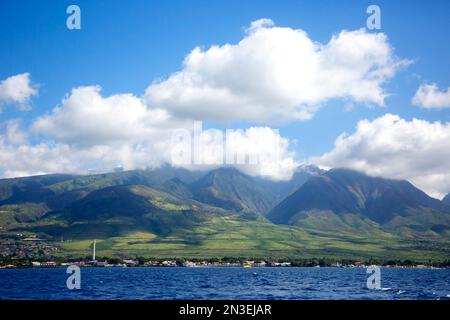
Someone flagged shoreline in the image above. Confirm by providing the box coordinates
[1,265,447,270]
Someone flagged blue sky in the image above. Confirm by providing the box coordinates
[1,0,450,197]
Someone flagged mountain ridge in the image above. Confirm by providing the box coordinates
[267,168,450,237]
[443,193,450,206]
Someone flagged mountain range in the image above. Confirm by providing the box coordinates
[0,165,449,260]
[267,169,450,236]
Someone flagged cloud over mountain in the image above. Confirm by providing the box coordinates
[311,114,450,198]
[1,86,298,180]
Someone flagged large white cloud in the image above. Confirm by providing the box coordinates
[0,73,38,110]
[412,83,450,109]
[0,85,298,180]
[0,138,169,178]
[32,86,179,147]
[144,19,407,122]
[173,124,299,180]
[311,114,450,199]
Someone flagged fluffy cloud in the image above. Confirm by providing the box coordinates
[0,73,38,110]
[311,114,450,199]
[32,86,179,147]
[0,85,298,180]
[412,83,450,109]
[144,19,407,122]
[0,139,177,179]
[28,85,191,173]
[0,126,298,181]
[222,126,298,180]
[4,119,28,145]
[174,125,298,180]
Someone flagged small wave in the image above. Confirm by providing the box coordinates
[381,287,392,291]
[304,286,316,291]
[396,290,405,295]
[417,292,437,299]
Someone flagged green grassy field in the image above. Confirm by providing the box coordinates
[53,216,450,261]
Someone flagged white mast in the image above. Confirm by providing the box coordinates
[93,239,96,261]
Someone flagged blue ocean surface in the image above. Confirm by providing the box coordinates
[0,267,449,300]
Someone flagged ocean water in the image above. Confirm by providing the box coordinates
[0,267,449,300]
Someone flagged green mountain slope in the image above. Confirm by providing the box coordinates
[23,184,235,239]
[443,193,450,206]
[188,166,320,214]
[0,174,75,203]
[254,164,324,204]
[46,166,206,194]
[0,167,206,224]
[189,167,276,213]
[267,169,450,237]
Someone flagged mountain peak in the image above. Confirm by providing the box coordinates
[207,166,245,176]
[189,166,274,213]
[296,164,325,175]
[267,168,450,234]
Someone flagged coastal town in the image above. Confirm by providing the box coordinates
[2,258,447,269]
[11,259,292,269]
[1,236,448,269]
